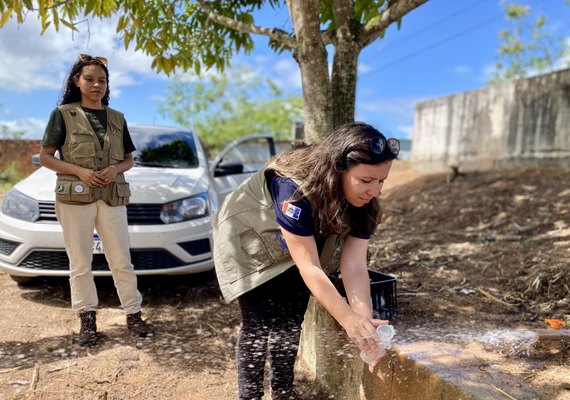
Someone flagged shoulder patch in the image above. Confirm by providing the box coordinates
[281,201,302,220]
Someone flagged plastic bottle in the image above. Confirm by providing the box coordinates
[360,324,395,364]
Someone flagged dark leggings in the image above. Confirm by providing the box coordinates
[236,267,310,400]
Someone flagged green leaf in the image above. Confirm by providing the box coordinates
[52,8,59,30]
[84,0,98,16]
[60,19,78,31]
[0,8,12,28]
[116,14,128,32]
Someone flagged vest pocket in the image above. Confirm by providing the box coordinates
[107,182,131,206]
[69,132,97,167]
[54,178,94,204]
[240,229,274,271]
[110,146,125,162]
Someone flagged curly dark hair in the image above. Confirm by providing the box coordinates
[272,122,398,235]
[59,57,110,106]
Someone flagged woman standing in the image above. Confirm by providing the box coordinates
[39,54,151,346]
[214,122,399,400]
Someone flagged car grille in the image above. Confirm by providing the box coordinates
[37,201,164,225]
[18,250,186,271]
[0,238,20,256]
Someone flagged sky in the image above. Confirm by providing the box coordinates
[0,0,569,141]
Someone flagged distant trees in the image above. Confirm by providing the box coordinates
[158,66,303,152]
[492,0,570,82]
[0,123,26,188]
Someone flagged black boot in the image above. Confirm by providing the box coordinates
[126,311,152,337]
[78,310,98,347]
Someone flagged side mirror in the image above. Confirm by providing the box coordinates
[214,162,244,177]
[31,154,40,167]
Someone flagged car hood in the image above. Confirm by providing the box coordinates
[14,166,211,204]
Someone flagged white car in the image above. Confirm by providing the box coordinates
[0,124,279,283]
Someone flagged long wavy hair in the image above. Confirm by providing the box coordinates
[59,57,110,106]
[272,122,398,235]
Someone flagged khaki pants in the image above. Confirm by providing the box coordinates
[55,200,142,316]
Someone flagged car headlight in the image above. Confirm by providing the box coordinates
[2,189,40,222]
[160,193,209,224]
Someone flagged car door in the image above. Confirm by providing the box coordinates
[210,135,276,205]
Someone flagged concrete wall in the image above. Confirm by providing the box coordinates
[410,68,570,172]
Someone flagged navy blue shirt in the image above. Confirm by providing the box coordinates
[270,176,373,240]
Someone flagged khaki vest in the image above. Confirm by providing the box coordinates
[213,163,340,302]
[54,103,131,206]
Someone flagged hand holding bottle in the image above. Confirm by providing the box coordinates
[360,324,395,372]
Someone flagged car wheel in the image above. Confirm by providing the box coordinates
[10,275,42,287]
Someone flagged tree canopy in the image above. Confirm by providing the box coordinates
[0,0,429,143]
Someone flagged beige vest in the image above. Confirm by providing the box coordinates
[213,163,340,302]
[54,103,131,206]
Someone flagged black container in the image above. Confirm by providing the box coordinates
[328,269,398,319]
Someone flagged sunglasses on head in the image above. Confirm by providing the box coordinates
[79,54,108,65]
[368,137,400,156]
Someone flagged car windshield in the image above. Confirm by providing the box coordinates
[130,127,199,169]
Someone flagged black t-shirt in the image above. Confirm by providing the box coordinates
[42,107,136,154]
[270,176,373,240]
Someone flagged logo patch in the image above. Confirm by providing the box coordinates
[281,201,301,220]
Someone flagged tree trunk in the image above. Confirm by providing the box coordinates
[331,0,359,129]
[286,0,333,144]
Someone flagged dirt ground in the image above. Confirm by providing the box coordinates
[0,161,568,400]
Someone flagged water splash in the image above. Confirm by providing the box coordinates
[396,325,539,357]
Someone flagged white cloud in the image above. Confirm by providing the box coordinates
[239,55,301,91]
[1,117,47,140]
[481,63,497,83]
[358,62,374,74]
[268,58,302,90]
[451,65,472,75]
[359,96,426,121]
[0,13,162,96]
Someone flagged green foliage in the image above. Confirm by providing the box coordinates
[158,66,303,153]
[491,1,568,83]
[0,0,405,76]
[1,123,25,140]
[0,161,23,190]
[0,123,27,190]
[0,0,268,75]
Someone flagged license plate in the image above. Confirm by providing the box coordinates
[93,234,104,254]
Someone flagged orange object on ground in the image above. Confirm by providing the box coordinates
[544,318,567,329]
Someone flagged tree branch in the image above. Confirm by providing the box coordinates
[195,0,296,49]
[359,0,430,49]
